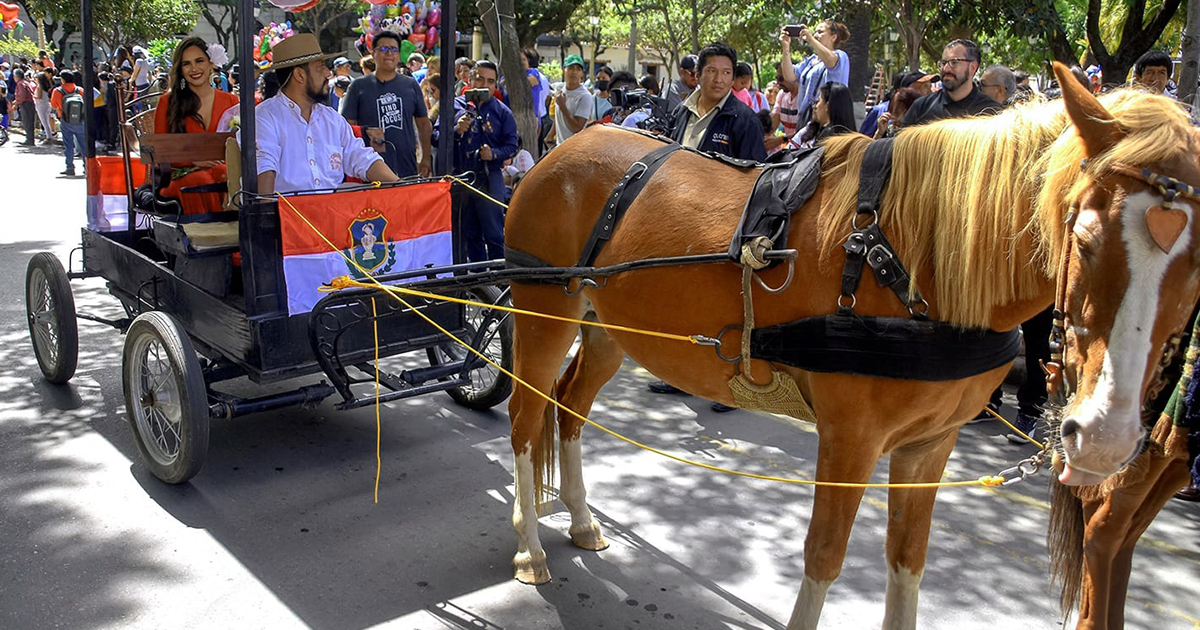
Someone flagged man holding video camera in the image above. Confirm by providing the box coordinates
[452,59,519,263]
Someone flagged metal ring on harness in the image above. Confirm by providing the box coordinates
[564,276,608,296]
[837,293,856,310]
[714,324,744,364]
[852,210,878,230]
[908,298,930,318]
[753,257,796,294]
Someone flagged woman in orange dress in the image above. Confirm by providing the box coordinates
[153,36,238,214]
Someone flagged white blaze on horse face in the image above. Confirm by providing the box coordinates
[1065,190,1193,473]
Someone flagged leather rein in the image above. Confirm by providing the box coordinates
[1045,163,1200,406]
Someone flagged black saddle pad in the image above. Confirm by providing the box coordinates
[728,146,825,264]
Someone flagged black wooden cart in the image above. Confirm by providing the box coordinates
[24,0,512,484]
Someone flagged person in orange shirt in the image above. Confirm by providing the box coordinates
[153,36,238,214]
[49,69,86,176]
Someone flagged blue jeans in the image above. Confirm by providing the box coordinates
[60,121,84,173]
[462,168,506,263]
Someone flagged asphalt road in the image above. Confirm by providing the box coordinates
[1,138,1198,630]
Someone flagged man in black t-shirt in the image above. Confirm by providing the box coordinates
[340,30,433,177]
[903,39,1000,126]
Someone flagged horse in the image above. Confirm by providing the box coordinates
[499,64,1200,630]
[1047,312,1199,630]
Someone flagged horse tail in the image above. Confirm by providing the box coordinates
[1048,477,1085,618]
[532,380,559,516]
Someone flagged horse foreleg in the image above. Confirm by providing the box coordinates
[1076,495,1121,630]
[786,431,884,630]
[508,289,586,585]
[556,320,624,551]
[880,430,959,630]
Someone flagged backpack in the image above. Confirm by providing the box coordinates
[60,87,85,125]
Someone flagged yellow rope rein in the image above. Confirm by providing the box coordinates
[275,188,1014,490]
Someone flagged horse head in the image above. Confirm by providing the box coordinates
[1050,62,1200,486]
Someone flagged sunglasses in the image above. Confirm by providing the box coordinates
[376,45,400,54]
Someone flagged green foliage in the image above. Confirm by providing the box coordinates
[459,0,583,48]
[27,0,199,51]
[541,59,562,82]
[146,38,177,67]
[0,34,44,60]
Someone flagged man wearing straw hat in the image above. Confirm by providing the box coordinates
[255,33,398,195]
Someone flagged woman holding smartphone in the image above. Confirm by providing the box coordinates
[779,20,850,128]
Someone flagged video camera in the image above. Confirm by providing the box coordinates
[607,87,670,134]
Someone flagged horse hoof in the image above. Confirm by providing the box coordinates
[513,551,552,584]
[570,522,609,551]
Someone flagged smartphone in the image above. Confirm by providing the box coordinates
[784,25,803,37]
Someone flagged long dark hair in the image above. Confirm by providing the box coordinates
[166,36,211,133]
[818,81,855,134]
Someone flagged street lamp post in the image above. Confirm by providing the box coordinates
[888,29,900,73]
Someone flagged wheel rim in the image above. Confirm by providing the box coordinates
[130,335,184,466]
[27,267,61,370]
[460,301,503,394]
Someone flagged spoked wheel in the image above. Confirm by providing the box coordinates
[26,252,79,384]
[122,311,210,484]
[428,285,513,410]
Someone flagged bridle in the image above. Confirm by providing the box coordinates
[1045,162,1200,406]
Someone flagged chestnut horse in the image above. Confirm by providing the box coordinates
[500,64,1200,629]
[1048,314,1199,630]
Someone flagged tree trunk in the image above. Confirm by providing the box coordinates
[841,1,872,102]
[1179,0,1200,105]
[479,0,538,154]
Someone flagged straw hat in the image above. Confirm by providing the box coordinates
[269,33,343,70]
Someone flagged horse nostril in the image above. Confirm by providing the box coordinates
[1060,419,1080,440]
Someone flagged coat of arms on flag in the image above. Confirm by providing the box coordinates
[347,209,395,276]
[279,182,453,315]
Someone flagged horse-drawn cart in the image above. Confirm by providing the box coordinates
[25,0,514,484]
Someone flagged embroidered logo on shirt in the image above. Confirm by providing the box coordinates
[711,132,731,145]
[330,151,343,171]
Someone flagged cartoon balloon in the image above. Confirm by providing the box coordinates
[0,0,20,28]
[427,8,440,27]
[425,27,437,51]
[385,5,399,17]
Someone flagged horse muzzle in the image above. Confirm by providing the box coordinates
[1055,404,1145,486]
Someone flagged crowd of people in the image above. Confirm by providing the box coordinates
[2,25,1197,500]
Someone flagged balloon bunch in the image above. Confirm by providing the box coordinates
[353,0,442,60]
[0,1,24,35]
[265,0,319,12]
[253,21,296,70]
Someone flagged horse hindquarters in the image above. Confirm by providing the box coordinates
[555,320,624,552]
[508,284,586,584]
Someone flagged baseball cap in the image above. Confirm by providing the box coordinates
[563,54,585,69]
[333,56,351,67]
[680,54,699,71]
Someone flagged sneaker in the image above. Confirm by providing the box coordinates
[1006,412,1040,444]
[648,380,687,395]
[710,402,737,413]
[968,402,1000,425]
[60,168,76,176]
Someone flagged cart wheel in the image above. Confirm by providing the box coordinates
[122,311,210,484]
[26,252,79,384]
[428,285,513,410]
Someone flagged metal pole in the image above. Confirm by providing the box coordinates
[82,0,94,163]
[237,0,257,196]
[437,0,457,176]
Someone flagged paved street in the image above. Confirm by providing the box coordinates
[0,140,1197,630]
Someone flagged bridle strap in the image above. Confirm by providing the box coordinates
[1044,207,1077,403]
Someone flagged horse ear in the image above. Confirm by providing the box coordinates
[1053,61,1124,158]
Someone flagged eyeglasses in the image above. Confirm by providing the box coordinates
[936,58,971,69]
[376,45,400,54]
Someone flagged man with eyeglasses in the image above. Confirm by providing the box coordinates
[340,30,434,178]
[978,65,1016,106]
[903,39,1000,126]
[664,54,699,113]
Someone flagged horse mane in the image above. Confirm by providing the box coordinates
[815,90,1195,328]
